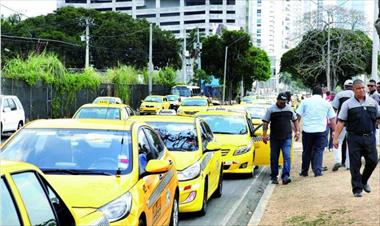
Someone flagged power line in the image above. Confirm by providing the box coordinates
[1,34,82,47]
[0,3,30,18]
[91,27,150,38]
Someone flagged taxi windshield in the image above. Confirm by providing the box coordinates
[75,107,121,120]
[246,107,266,119]
[198,115,248,135]
[166,95,179,101]
[144,96,163,103]
[147,122,198,152]
[0,129,132,175]
[182,99,208,106]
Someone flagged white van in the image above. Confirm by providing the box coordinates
[0,95,25,136]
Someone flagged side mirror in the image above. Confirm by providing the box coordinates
[3,107,11,113]
[145,159,170,174]
[205,141,221,152]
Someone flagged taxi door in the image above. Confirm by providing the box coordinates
[139,127,175,225]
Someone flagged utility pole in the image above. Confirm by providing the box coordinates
[326,10,332,91]
[182,30,187,84]
[222,46,228,104]
[85,17,90,68]
[148,24,153,95]
[197,28,201,70]
[372,0,379,81]
[240,75,244,99]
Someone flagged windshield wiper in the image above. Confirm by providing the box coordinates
[214,132,237,134]
[42,169,113,175]
[73,169,114,175]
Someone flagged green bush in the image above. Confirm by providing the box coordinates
[108,65,142,103]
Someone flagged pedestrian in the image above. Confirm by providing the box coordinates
[367,79,380,104]
[262,92,300,185]
[296,86,336,177]
[331,79,353,171]
[333,79,379,197]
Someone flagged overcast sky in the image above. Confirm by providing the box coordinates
[0,0,57,18]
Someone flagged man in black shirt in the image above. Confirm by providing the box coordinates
[262,93,300,185]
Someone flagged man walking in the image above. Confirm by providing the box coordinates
[333,79,379,197]
[367,79,380,104]
[262,93,300,185]
[331,79,353,171]
[296,87,336,177]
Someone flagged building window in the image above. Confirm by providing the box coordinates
[65,0,86,3]
[137,14,156,19]
[91,0,112,3]
[160,21,180,26]
[185,0,205,6]
[184,20,206,24]
[210,0,223,5]
[210,19,223,23]
[116,0,132,2]
[171,30,181,34]
[184,11,206,16]
[160,12,180,17]
[96,8,112,11]
[257,29,261,33]
[210,10,223,14]
[227,10,235,14]
[256,19,261,24]
[227,19,235,23]
[116,7,132,11]
[257,23,261,27]
[227,0,236,5]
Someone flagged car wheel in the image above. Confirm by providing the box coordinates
[214,169,223,198]
[248,151,256,178]
[199,181,208,216]
[169,194,179,226]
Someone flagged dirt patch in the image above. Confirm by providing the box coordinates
[259,142,380,226]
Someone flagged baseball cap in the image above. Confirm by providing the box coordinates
[277,93,288,101]
[344,79,353,86]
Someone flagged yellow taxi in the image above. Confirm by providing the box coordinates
[140,95,170,115]
[243,105,269,126]
[130,115,223,215]
[177,97,210,116]
[0,119,179,226]
[195,111,256,176]
[73,103,135,120]
[0,160,109,226]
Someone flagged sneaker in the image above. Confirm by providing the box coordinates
[299,172,308,177]
[353,192,363,197]
[282,178,292,185]
[271,179,279,184]
[332,163,341,171]
[363,184,371,193]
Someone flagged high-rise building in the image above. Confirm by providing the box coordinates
[57,0,251,39]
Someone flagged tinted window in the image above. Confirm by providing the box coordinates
[1,129,133,175]
[7,99,17,111]
[182,98,208,106]
[75,107,121,120]
[12,172,57,226]
[148,122,199,152]
[143,128,165,158]
[45,182,75,226]
[1,178,21,225]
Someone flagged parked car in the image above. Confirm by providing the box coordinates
[0,95,25,136]
[139,95,170,115]
[0,160,109,226]
[130,115,223,215]
[73,103,135,120]
[0,119,179,226]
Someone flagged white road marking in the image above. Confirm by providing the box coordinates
[247,182,275,226]
[221,167,265,226]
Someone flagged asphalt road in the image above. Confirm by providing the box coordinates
[179,167,271,226]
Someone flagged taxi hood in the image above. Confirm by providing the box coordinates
[46,174,135,208]
[169,151,201,171]
[178,106,208,112]
[213,134,252,148]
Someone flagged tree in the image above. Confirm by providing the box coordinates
[1,7,181,70]
[281,28,372,89]
[202,30,270,100]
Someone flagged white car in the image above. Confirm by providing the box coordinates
[0,95,25,136]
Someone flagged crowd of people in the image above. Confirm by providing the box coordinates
[262,79,379,198]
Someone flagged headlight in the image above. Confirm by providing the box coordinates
[234,145,252,156]
[178,162,201,181]
[99,192,132,222]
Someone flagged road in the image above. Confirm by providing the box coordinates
[179,167,271,226]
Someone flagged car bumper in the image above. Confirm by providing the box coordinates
[178,174,205,213]
[140,108,159,114]
[222,149,255,174]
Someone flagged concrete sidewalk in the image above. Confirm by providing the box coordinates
[256,141,380,226]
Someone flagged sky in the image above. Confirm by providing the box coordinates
[0,0,57,18]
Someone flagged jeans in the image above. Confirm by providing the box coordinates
[270,135,292,180]
[301,131,328,176]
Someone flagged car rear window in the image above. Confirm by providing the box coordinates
[75,107,121,120]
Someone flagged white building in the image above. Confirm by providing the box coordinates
[57,0,251,38]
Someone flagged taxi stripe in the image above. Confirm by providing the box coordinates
[147,168,175,208]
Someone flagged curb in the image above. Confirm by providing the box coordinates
[247,182,275,226]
